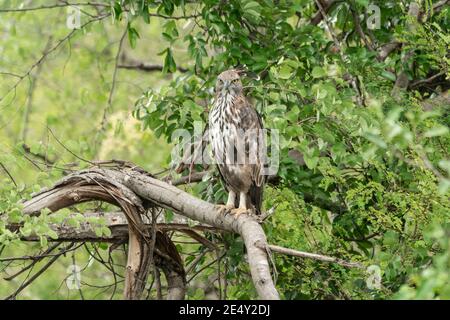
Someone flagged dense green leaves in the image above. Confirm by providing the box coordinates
[124,0,449,299]
[0,0,449,300]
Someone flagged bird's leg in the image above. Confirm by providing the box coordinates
[231,192,248,218]
[226,190,236,209]
[217,190,236,215]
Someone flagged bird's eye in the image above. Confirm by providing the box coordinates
[232,79,239,83]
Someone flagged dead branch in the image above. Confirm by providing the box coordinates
[19,170,185,300]
[267,245,364,269]
[18,165,279,299]
[9,163,365,299]
[118,63,188,73]
[8,210,361,269]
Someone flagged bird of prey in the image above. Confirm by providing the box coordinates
[208,69,266,217]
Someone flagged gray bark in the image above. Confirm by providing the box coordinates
[21,166,279,300]
[21,171,186,300]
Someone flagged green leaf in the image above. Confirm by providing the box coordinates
[94,227,103,237]
[381,70,396,82]
[424,126,449,138]
[47,229,59,240]
[303,148,320,169]
[163,48,177,73]
[102,226,112,237]
[127,24,140,49]
[279,65,294,79]
[311,66,326,78]
[165,210,174,222]
[39,236,48,247]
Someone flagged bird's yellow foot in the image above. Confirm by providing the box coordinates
[216,204,235,215]
[230,207,248,219]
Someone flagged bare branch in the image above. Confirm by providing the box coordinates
[0,14,110,105]
[21,37,53,142]
[118,63,188,73]
[0,2,109,13]
[13,164,366,298]
[268,245,363,269]
[19,165,279,299]
[5,243,75,300]
[97,27,128,147]
[410,71,446,89]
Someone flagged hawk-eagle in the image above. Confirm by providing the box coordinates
[208,69,266,217]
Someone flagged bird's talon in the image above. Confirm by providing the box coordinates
[216,204,234,215]
[231,208,248,219]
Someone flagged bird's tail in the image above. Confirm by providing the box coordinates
[248,183,263,215]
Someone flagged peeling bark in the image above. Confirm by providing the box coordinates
[21,171,185,300]
[21,166,279,300]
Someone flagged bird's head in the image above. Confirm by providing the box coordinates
[216,69,243,97]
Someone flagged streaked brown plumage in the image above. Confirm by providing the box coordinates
[208,69,265,216]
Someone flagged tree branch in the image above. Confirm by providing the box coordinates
[0,14,110,104]
[7,161,365,300]
[268,245,363,269]
[392,1,421,100]
[19,165,279,299]
[118,62,188,73]
[18,170,185,300]
[0,2,109,13]
[310,0,339,26]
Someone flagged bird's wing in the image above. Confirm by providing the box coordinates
[240,98,266,188]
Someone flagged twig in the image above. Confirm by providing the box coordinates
[0,2,109,13]
[21,36,54,143]
[0,162,17,187]
[72,253,85,300]
[187,252,226,283]
[155,268,162,300]
[118,63,188,73]
[186,249,210,274]
[22,143,55,167]
[98,27,128,134]
[5,243,75,300]
[170,171,210,185]
[2,244,61,281]
[313,0,365,106]
[310,0,339,26]
[0,14,110,105]
[47,126,94,165]
[181,229,217,250]
[148,208,159,299]
[410,71,446,89]
[0,2,201,20]
[268,244,364,269]
[350,3,374,51]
